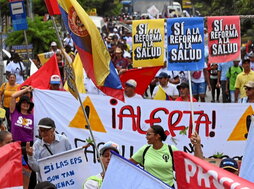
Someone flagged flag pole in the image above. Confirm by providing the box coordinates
[188,71,196,134]
[50,15,106,174]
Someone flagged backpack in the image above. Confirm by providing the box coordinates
[142,145,175,171]
[228,66,243,77]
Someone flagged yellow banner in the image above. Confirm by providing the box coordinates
[182,0,192,8]
[132,19,165,68]
[37,52,54,65]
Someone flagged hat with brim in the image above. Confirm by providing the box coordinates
[125,79,137,88]
[100,141,119,155]
[115,47,122,53]
[50,75,61,85]
[16,96,34,112]
[244,81,254,88]
[157,72,169,78]
[177,82,189,90]
[38,117,56,129]
[219,158,238,171]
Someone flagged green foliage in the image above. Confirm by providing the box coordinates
[179,127,188,135]
[0,0,11,16]
[33,0,48,16]
[212,152,224,159]
[5,16,58,56]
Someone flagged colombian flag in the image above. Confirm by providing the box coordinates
[57,0,124,101]
[153,85,172,100]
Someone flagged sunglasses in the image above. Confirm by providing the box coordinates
[245,87,253,91]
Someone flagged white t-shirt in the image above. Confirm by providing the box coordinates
[6,61,25,84]
[152,83,179,98]
[124,93,143,99]
[191,63,207,83]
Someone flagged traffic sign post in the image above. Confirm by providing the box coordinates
[9,0,28,31]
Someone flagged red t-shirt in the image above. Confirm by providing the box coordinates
[175,96,197,102]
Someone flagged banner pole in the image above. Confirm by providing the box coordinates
[51,15,106,174]
[188,71,196,134]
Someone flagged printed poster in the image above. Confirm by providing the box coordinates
[39,147,87,189]
[132,19,165,67]
[207,16,241,63]
[167,17,205,71]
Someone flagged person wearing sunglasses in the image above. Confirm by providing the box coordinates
[239,81,254,103]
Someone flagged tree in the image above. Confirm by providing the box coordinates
[5,16,58,56]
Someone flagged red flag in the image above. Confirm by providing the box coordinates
[44,0,61,16]
[207,16,241,63]
[0,142,23,188]
[20,55,61,89]
[120,67,162,95]
[174,151,254,189]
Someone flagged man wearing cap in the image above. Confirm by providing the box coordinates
[26,117,72,181]
[175,82,197,102]
[226,59,243,103]
[112,47,129,72]
[50,41,60,53]
[124,79,143,99]
[152,72,179,100]
[239,81,254,103]
[235,59,254,102]
[219,158,239,175]
[83,141,119,189]
[49,75,64,91]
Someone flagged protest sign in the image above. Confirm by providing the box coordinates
[102,152,171,189]
[132,19,165,67]
[34,89,249,180]
[174,151,254,189]
[207,16,241,63]
[38,147,87,188]
[167,17,205,71]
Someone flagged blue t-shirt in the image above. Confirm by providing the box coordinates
[218,61,233,81]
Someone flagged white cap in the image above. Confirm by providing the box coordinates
[126,79,137,88]
[50,75,61,84]
[51,41,57,46]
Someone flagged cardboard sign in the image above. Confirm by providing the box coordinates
[132,19,165,67]
[167,17,205,71]
[207,16,241,63]
[39,147,87,188]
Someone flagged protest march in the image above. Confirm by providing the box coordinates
[1,0,254,188]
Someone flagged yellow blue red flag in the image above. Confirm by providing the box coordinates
[153,85,171,100]
[57,0,124,101]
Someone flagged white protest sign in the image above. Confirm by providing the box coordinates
[38,147,87,188]
[34,89,250,180]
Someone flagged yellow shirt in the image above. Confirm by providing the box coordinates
[0,83,19,108]
[235,71,254,98]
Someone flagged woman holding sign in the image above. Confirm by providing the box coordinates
[130,125,203,188]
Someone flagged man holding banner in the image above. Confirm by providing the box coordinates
[26,117,72,181]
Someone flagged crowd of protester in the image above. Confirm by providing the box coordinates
[0,15,251,188]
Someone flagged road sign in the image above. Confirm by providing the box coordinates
[9,0,28,31]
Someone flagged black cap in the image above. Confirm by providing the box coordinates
[157,72,169,78]
[219,158,238,171]
[177,82,189,90]
[38,117,56,129]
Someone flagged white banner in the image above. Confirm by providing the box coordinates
[38,147,87,188]
[34,89,250,180]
